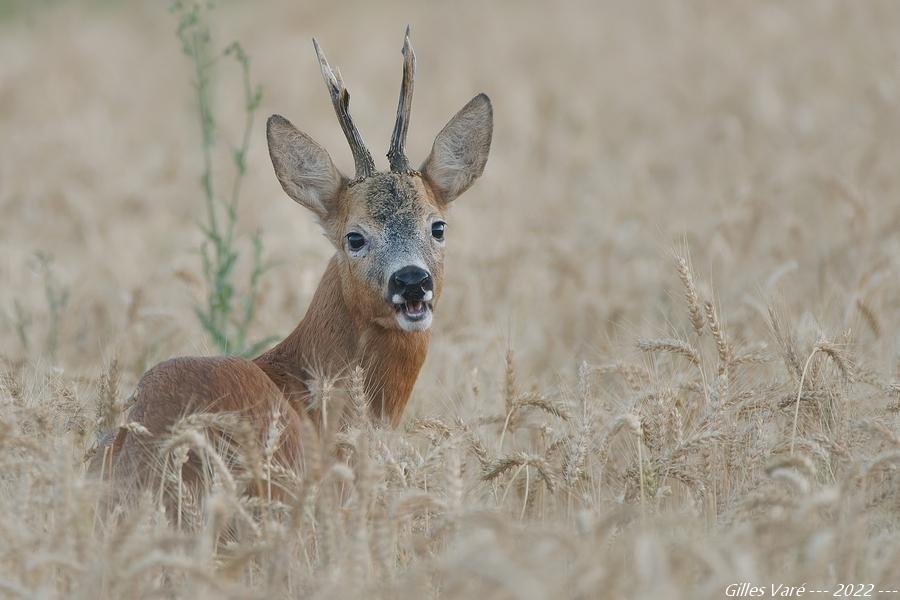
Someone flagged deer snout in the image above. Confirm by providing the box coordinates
[389,266,433,302]
[388,266,434,331]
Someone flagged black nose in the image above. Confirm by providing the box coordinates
[389,266,433,301]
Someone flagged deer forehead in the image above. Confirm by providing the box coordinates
[345,173,441,231]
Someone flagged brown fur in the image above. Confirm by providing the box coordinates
[89,42,493,509]
[253,254,430,426]
[96,356,303,485]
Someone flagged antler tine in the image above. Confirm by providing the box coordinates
[313,38,376,180]
[387,26,416,174]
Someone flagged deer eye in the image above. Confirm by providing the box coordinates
[431,221,446,241]
[346,232,366,252]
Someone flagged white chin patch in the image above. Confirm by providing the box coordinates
[395,307,433,332]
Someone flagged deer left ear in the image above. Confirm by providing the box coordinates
[421,93,493,204]
[267,114,344,219]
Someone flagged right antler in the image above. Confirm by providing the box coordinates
[313,38,376,181]
[387,26,416,174]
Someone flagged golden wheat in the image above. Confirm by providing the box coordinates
[1,1,900,598]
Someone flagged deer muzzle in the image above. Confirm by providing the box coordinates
[388,265,434,329]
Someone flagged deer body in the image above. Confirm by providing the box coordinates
[91,29,492,502]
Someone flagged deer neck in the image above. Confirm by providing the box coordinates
[254,254,430,427]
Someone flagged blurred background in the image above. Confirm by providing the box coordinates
[3,3,900,597]
[2,0,899,406]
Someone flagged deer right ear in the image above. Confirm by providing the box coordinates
[267,114,344,218]
[421,93,493,204]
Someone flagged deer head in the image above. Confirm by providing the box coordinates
[267,28,492,333]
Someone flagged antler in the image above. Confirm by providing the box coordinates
[387,26,416,174]
[313,38,376,180]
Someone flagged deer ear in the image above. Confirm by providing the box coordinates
[267,114,344,218]
[421,93,493,204]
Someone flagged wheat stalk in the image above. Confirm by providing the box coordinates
[638,338,700,366]
[675,255,706,337]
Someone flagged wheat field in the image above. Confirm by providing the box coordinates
[1,1,899,598]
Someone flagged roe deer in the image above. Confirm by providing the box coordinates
[90,28,493,503]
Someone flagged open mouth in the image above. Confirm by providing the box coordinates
[394,300,431,321]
